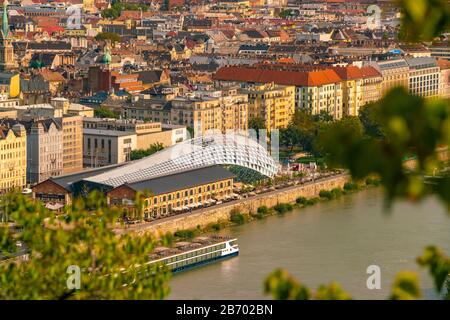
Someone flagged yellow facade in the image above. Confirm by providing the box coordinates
[361,76,383,107]
[171,91,248,135]
[0,73,20,98]
[0,125,27,193]
[142,178,234,219]
[246,84,295,132]
[341,79,363,117]
[108,177,234,220]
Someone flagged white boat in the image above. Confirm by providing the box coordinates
[147,236,239,273]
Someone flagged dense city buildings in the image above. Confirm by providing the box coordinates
[0,0,446,193]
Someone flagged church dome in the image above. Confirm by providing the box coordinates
[102,46,112,64]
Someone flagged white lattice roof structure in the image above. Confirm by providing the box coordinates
[84,133,278,188]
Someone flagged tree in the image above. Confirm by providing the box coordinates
[398,0,450,41]
[0,191,171,299]
[101,8,120,19]
[358,103,385,139]
[266,0,450,300]
[248,117,266,140]
[101,1,149,19]
[130,143,164,161]
[94,107,119,119]
[95,32,121,45]
[313,116,364,162]
[312,110,333,123]
[280,125,301,154]
[291,109,315,132]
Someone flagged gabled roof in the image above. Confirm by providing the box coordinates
[124,165,235,196]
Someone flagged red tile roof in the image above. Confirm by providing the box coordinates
[332,66,381,80]
[213,66,342,87]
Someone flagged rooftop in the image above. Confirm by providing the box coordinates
[124,165,235,196]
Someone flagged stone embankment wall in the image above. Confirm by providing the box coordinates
[134,174,349,237]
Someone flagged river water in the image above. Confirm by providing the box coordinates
[169,188,450,300]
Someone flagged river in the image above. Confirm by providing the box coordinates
[168,188,450,300]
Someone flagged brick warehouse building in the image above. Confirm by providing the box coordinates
[32,164,235,217]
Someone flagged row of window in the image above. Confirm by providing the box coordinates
[146,180,232,206]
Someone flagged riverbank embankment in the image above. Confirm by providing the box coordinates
[120,173,350,237]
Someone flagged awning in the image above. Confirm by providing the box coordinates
[45,203,64,211]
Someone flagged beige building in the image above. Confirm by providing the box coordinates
[406,57,441,98]
[57,116,83,175]
[333,66,382,116]
[364,59,409,96]
[245,83,295,132]
[171,88,248,136]
[0,123,27,193]
[217,88,248,134]
[171,96,222,135]
[83,129,137,168]
[83,118,187,149]
[361,69,383,106]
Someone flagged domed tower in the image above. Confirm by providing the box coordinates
[102,45,112,65]
[0,0,15,71]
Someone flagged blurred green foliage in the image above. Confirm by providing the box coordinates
[265,269,352,300]
[398,0,450,41]
[0,192,171,299]
[318,88,450,209]
[130,143,164,161]
[265,0,450,300]
[389,271,421,300]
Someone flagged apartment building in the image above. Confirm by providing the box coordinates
[406,57,441,98]
[332,66,382,116]
[21,118,64,185]
[214,66,344,119]
[211,88,248,134]
[0,123,27,193]
[171,96,222,136]
[245,83,295,132]
[296,70,343,119]
[56,115,83,175]
[123,97,173,123]
[83,129,137,168]
[171,88,248,135]
[83,118,187,149]
[360,67,384,106]
[364,58,409,95]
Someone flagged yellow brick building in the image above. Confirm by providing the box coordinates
[107,165,235,220]
[0,124,27,193]
[245,83,295,132]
